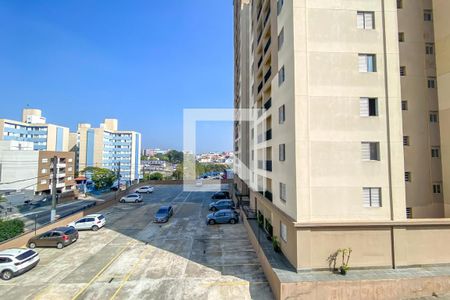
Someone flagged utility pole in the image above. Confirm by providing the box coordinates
[115,162,121,201]
[50,155,57,222]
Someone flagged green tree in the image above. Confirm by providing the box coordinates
[83,167,117,190]
[149,172,164,180]
[0,219,25,242]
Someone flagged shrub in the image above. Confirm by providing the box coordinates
[0,219,25,242]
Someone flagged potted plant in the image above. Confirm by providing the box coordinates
[338,248,352,275]
[272,236,281,253]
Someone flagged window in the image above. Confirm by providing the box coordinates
[278,27,284,50]
[41,169,47,174]
[360,97,378,116]
[280,222,287,242]
[405,171,411,182]
[42,158,48,163]
[277,0,284,15]
[399,32,405,42]
[426,43,434,55]
[430,111,439,123]
[428,77,436,88]
[402,100,408,111]
[359,54,376,72]
[68,158,73,163]
[40,180,47,184]
[279,105,286,124]
[362,187,381,207]
[400,66,406,76]
[424,9,433,21]
[279,182,286,202]
[431,147,440,158]
[361,142,380,161]
[251,128,254,140]
[278,66,285,85]
[251,150,254,161]
[403,136,410,146]
[406,207,412,219]
[433,183,441,194]
[279,144,286,161]
[397,0,403,9]
[357,11,375,29]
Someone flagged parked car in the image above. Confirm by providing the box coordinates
[27,227,78,249]
[0,248,40,280]
[135,186,154,193]
[154,205,174,223]
[68,214,106,231]
[119,193,143,203]
[209,199,235,211]
[211,191,230,200]
[206,209,239,225]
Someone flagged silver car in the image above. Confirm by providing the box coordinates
[68,214,106,231]
[119,193,143,203]
[0,248,40,280]
[135,186,154,193]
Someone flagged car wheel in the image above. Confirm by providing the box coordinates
[120,199,125,203]
[208,219,215,225]
[56,242,64,249]
[92,225,99,231]
[230,218,236,224]
[1,270,13,281]
[28,242,36,249]
[135,200,139,203]
[211,207,217,212]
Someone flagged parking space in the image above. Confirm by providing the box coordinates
[1,185,273,300]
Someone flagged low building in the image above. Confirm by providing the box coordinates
[36,151,76,194]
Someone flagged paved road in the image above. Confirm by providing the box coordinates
[0,185,273,300]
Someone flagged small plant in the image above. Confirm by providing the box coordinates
[272,236,281,253]
[337,247,352,275]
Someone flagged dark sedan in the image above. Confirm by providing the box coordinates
[154,205,174,223]
[27,227,78,249]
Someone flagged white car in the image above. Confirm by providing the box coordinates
[68,214,106,231]
[135,186,154,193]
[0,248,40,280]
[120,193,143,203]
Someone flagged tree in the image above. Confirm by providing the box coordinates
[149,172,164,180]
[83,167,117,190]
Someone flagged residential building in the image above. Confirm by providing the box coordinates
[233,0,450,281]
[76,119,141,184]
[0,109,70,151]
[0,140,75,194]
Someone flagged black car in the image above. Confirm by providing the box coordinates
[211,191,231,200]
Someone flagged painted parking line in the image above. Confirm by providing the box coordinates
[70,241,134,300]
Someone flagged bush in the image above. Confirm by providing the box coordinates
[0,219,25,242]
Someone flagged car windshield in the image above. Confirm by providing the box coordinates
[157,208,168,214]
[16,250,35,261]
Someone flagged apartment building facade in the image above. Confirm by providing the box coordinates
[76,119,142,184]
[0,109,70,152]
[234,0,450,273]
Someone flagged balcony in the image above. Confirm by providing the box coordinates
[264,190,273,202]
[257,56,263,69]
[257,160,272,172]
[257,134,263,144]
[264,38,271,55]
[264,68,272,83]
[257,82,263,94]
[263,10,271,27]
[265,129,272,141]
[257,31,263,44]
[257,5,263,20]
[264,98,272,110]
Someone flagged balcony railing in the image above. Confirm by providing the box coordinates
[264,98,272,110]
[257,30,263,44]
[257,160,272,172]
[264,68,272,83]
[265,129,272,141]
[257,5,263,20]
[257,134,263,143]
[264,38,271,55]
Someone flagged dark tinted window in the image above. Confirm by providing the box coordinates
[98,215,105,220]
[40,232,52,238]
[16,250,36,261]
[85,218,95,222]
[51,232,61,237]
[65,228,76,234]
[0,257,12,263]
[157,208,168,214]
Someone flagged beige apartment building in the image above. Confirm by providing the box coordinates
[234,0,450,275]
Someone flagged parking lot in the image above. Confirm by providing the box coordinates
[0,185,273,300]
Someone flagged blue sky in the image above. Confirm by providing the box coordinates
[0,0,233,153]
